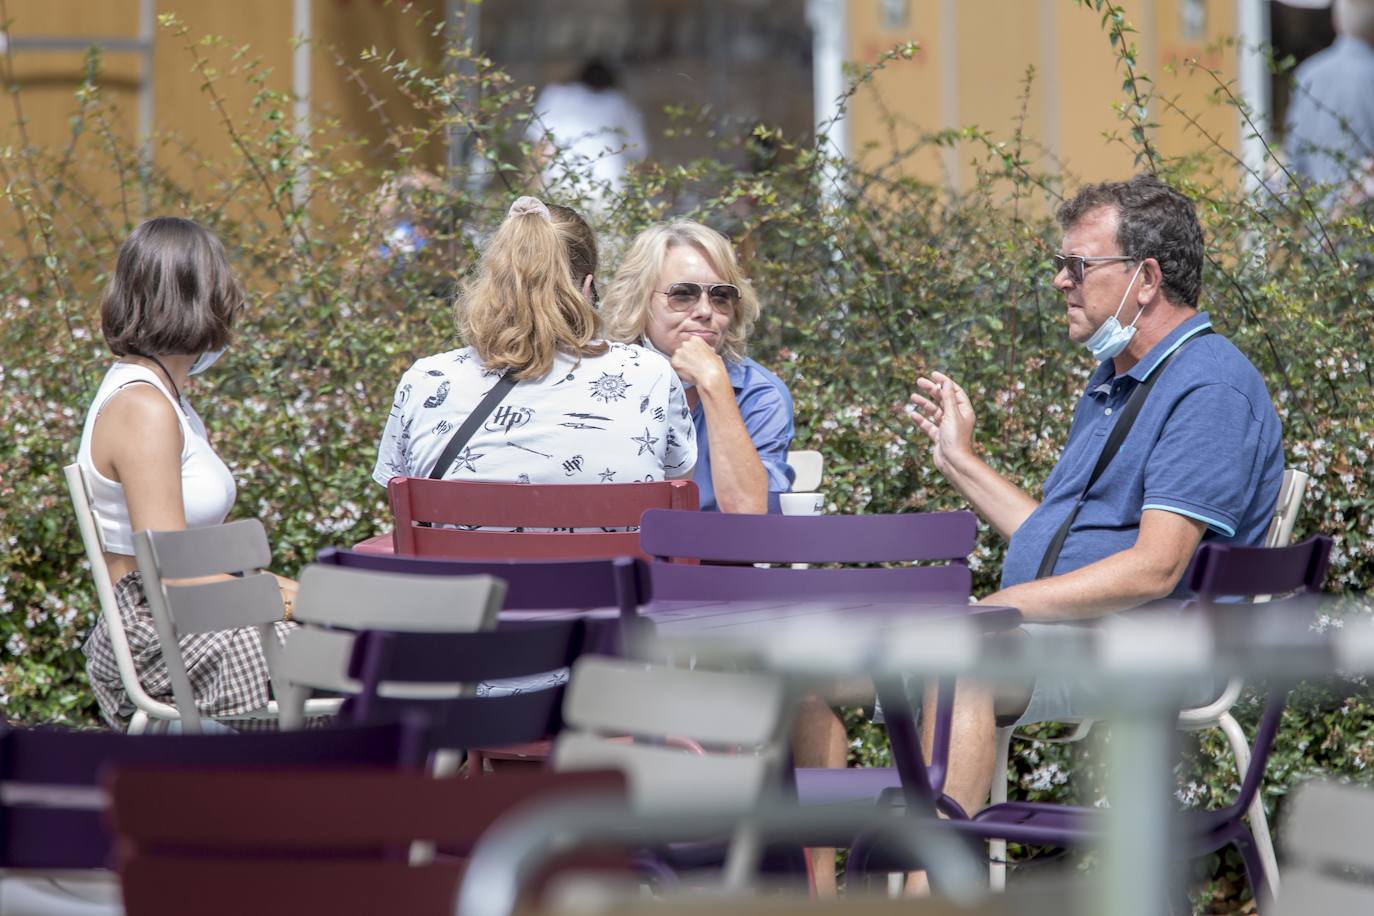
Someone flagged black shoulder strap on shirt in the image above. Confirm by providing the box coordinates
[428,374,517,480]
[1034,329,1214,580]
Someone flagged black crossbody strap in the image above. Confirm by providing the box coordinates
[428,374,517,480]
[1035,329,1214,580]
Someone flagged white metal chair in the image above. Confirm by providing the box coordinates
[272,563,505,730]
[66,462,172,735]
[1276,780,1374,915]
[553,657,792,887]
[987,468,1310,891]
[786,449,824,493]
[130,519,343,733]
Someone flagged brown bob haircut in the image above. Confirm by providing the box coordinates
[100,217,245,357]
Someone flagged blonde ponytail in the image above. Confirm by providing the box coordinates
[457,198,606,379]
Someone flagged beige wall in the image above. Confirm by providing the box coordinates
[0,0,445,236]
[845,0,1245,191]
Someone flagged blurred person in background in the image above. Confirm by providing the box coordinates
[79,217,295,729]
[1284,0,1374,195]
[526,57,648,206]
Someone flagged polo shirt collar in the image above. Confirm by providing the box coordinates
[1125,312,1213,382]
[724,357,749,392]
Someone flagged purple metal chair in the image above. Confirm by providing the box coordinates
[639,509,976,604]
[639,510,978,809]
[0,719,424,872]
[856,534,1334,912]
[319,550,655,767]
[342,619,592,754]
[315,548,651,625]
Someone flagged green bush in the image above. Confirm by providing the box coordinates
[2,2,1371,910]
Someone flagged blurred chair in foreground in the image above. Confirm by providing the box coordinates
[108,766,627,916]
[0,719,422,915]
[1277,779,1374,915]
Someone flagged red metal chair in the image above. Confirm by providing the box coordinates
[108,766,628,916]
[387,477,698,560]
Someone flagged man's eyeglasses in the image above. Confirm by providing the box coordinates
[655,282,741,313]
[1052,254,1136,284]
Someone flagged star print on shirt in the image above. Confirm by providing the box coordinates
[631,427,659,456]
[599,468,616,482]
[451,446,483,474]
[589,372,631,403]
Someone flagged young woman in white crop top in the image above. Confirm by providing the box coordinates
[78,217,296,728]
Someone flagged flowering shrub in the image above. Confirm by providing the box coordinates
[1,2,1371,909]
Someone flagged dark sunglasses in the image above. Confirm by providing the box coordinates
[1052,254,1136,283]
[656,282,741,313]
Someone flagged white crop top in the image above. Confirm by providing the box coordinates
[76,362,237,555]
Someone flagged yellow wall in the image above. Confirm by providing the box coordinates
[0,0,445,232]
[846,0,1245,190]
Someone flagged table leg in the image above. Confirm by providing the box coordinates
[1098,684,1183,916]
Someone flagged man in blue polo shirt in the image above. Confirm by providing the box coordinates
[908,174,1284,820]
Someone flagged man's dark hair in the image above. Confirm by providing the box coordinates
[1056,174,1205,309]
[578,57,617,91]
[101,216,244,357]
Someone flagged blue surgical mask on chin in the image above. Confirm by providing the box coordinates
[1083,261,1146,362]
[188,346,227,376]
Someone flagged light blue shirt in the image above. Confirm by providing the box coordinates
[692,357,795,512]
[1001,314,1284,594]
[1285,35,1374,190]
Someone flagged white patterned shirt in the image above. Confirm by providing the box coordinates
[373,341,696,488]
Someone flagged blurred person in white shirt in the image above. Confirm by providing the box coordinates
[526,57,648,206]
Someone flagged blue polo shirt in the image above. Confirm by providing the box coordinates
[692,357,796,512]
[1001,313,1284,593]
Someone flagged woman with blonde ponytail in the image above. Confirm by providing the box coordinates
[374,197,695,487]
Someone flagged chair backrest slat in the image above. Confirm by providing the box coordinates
[275,627,361,693]
[109,766,625,851]
[388,476,698,560]
[405,528,646,561]
[160,573,285,633]
[343,621,590,751]
[1283,781,1374,874]
[349,620,588,685]
[137,519,273,579]
[292,565,504,630]
[561,657,785,748]
[638,509,977,565]
[649,562,972,604]
[1188,537,1331,600]
[315,549,652,616]
[554,732,772,812]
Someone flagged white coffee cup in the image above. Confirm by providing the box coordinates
[779,492,825,516]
